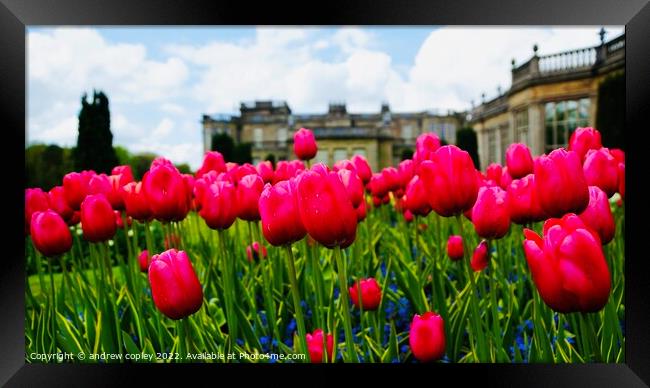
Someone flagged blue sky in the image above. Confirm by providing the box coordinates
[27,26,623,169]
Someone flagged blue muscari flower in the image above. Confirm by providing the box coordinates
[553,313,559,326]
[284,338,293,347]
[391,357,400,363]
[442,354,450,363]
[567,337,575,345]
[389,283,398,293]
[118,307,125,319]
[385,301,396,317]
[272,338,278,348]
[236,271,243,279]
[333,287,340,300]
[286,318,297,336]
[400,344,409,354]
[497,305,503,312]
[236,338,245,346]
[269,357,277,363]
[525,319,533,330]
[132,334,138,344]
[260,336,269,346]
[380,262,387,277]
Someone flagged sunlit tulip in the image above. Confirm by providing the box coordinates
[523,214,610,313]
[534,148,589,217]
[409,312,446,362]
[80,194,116,242]
[293,127,318,161]
[30,210,73,257]
[349,278,382,310]
[148,249,203,320]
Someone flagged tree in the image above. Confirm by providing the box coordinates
[73,91,119,173]
[211,131,252,164]
[26,143,75,190]
[211,132,235,161]
[176,163,192,175]
[400,149,414,161]
[114,145,132,166]
[596,71,624,150]
[129,152,158,180]
[456,127,480,168]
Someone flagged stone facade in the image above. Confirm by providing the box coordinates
[470,31,625,171]
[202,101,464,171]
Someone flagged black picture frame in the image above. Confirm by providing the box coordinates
[3,0,649,385]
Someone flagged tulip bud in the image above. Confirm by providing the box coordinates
[30,210,73,257]
[403,209,414,223]
[569,127,602,162]
[486,163,502,187]
[63,170,95,210]
[471,185,510,239]
[349,278,382,311]
[306,329,333,363]
[507,174,547,225]
[148,249,203,320]
[471,240,489,272]
[26,188,50,233]
[534,148,589,217]
[293,127,318,161]
[583,148,619,198]
[404,175,431,217]
[122,181,153,222]
[505,143,534,179]
[236,174,264,221]
[256,160,275,183]
[48,186,74,222]
[111,165,135,184]
[296,170,357,248]
[337,168,364,208]
[447,235,464,261]
[143,163,190,222]
[523,214,611,313]
[409,312,446,362]
[138,250,150,272]
[351,155,372,184]
[420,145,479,217]
[195,151,226,178]
[80,194,116,243]
[413,132,441,167]
[578,186,615,244]
[259,179,306,246]
[246,241,268,262]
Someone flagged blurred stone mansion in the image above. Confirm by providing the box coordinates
[202,102,464,171]
[202,29,624,171]
[469,29,625,170]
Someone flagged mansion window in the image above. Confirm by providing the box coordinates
[401,125,413,141]
[353,147,367,159]
[515,109,529,145]
[253,128,263,148]
[499,124,510,164]
[333,148,348,163]
[314,149,329,165]
[545,98,590,152]
[277,128,287,147]
[487,128,497,165]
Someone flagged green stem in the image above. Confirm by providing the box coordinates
[284,244,308,362]
[333,245,358,362]
[456,213,487,362]
[582,312,603,362]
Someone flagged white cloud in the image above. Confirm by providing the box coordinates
[29,26,625,171]
[28,28,189,104]
[151,118,174,139]
[160,102,186,115]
